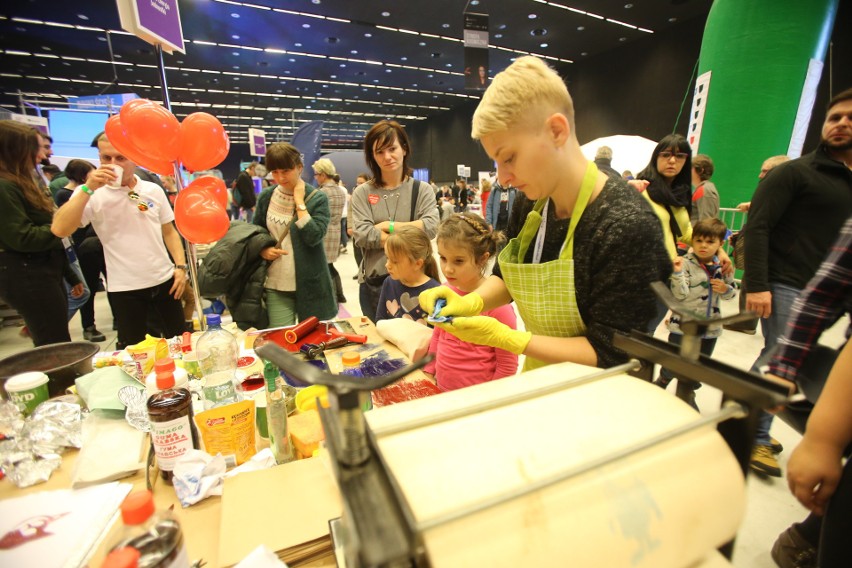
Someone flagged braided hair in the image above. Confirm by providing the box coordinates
[437,213,506,274]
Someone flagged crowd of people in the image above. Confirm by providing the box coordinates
[1,54,850,567]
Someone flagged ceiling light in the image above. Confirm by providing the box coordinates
[540,43,548,48]
[364,33,372,38]
[381,11,390,17]
[442,23,450,28]
[528,14,537,19]
[494,33,503,39]
[531,28,547,36]
[350,50,358,54]
[624,3,633,8]
[471,0,480,4]
[312,0,321,3]
[232,51,239,56]
[668,17,677,22]
[77,14,88,20]
[419,42,426,46]
[302,24,310,28]
[231,13,240,18]
[619,37,627,41]
[294,43,302,47]
[232,35,240,40]
[577,26,585,31]
[581,52,588,56]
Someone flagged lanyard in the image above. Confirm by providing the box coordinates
[530,161,599,265]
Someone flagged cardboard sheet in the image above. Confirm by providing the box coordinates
[218,456,342,567]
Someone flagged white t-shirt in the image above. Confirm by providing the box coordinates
[80,176,176,292]
[339,184,349,218]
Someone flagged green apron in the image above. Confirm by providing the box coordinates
[497,162,598,371]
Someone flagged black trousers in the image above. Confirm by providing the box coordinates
[108,278,185,348]
[76,241,107,330]
[0,249,71,346]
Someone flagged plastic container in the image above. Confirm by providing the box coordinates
[101,547,140,568]
[295,385,329,412]
[108,490,189,568]
[4,371,50,415]
[144,358,188,397]
[147,367,198,484]
[264,361,294,464]
[196,314,239,409]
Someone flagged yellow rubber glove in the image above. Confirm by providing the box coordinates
[437,316,532,355]
[419,286,484,318]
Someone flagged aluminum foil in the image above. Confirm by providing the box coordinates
[0,401,83,487]
[0,400,24,438]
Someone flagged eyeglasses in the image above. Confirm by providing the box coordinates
[659,151,689,161]
[127,191,149,212]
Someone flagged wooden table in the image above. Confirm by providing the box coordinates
[0,317,429,567]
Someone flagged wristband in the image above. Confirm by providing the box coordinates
[174,264,189,271]
[80,185,94,196]
[389,221,395,234]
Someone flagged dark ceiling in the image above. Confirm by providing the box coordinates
[0,0,712,150]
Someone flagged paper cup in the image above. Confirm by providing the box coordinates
[5,372,50,415]
[106,164,124,189]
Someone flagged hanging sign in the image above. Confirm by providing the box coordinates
[249,128,267,157]
[117,0,186,54]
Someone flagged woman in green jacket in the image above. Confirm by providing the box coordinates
[0,121,72,345]
[254,142,337,325]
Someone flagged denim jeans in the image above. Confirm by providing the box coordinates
[65,258,91,322]
[751,282,801,445]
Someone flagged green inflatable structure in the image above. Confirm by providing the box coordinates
[689,0,839,208]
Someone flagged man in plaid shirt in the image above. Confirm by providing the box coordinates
[765,216,851,568]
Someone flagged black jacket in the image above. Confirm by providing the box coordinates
[744,145,852,292]
[235,170,257,209]
[198,221,275,330]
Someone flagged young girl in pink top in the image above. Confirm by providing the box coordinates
[423,213,519,390]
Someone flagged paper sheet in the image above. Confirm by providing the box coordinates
[0,482,131,568]
[218,457,341,567]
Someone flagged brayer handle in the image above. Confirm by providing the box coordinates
[328,328,368,344]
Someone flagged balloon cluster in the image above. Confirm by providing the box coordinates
[105,99,231,244]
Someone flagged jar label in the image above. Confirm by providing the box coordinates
[151,415,195,471]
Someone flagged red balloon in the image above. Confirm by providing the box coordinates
[179,113,230,172]
[174,186,230,244]
[103,115,174,176]
[186,176,228,209]
[122,101,181,162]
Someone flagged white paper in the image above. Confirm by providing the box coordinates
[0,481,131,568]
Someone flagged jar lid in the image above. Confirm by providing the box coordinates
[120,490,155,525]
[102,547,141,568]
[4,371,49,392]
[341,351,361,366]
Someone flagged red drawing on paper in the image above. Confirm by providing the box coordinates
[0,513,69,549]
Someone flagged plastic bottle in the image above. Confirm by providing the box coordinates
[108,490,189,568]
[101,547,139,568]
[144,358,189,397]
[195,313,239,409]
[263,361,294,464]
[147,369,198,484]
[341,351,372,411]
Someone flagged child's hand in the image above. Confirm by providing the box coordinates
[672,256,684,272]
[709,278,728,293]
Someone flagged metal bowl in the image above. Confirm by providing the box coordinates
[0,341,100,398]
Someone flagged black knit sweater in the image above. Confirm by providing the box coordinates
[496,177,672,367]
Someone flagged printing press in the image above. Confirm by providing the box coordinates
[256,283,790,568]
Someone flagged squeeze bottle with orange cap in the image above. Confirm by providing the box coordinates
[107,490,189,568]
[145,357,189,397]
[147,362,198,484]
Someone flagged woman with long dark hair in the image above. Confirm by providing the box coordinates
[636,134,694,258]
[0,121,72,345]
[633,134,696,332]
